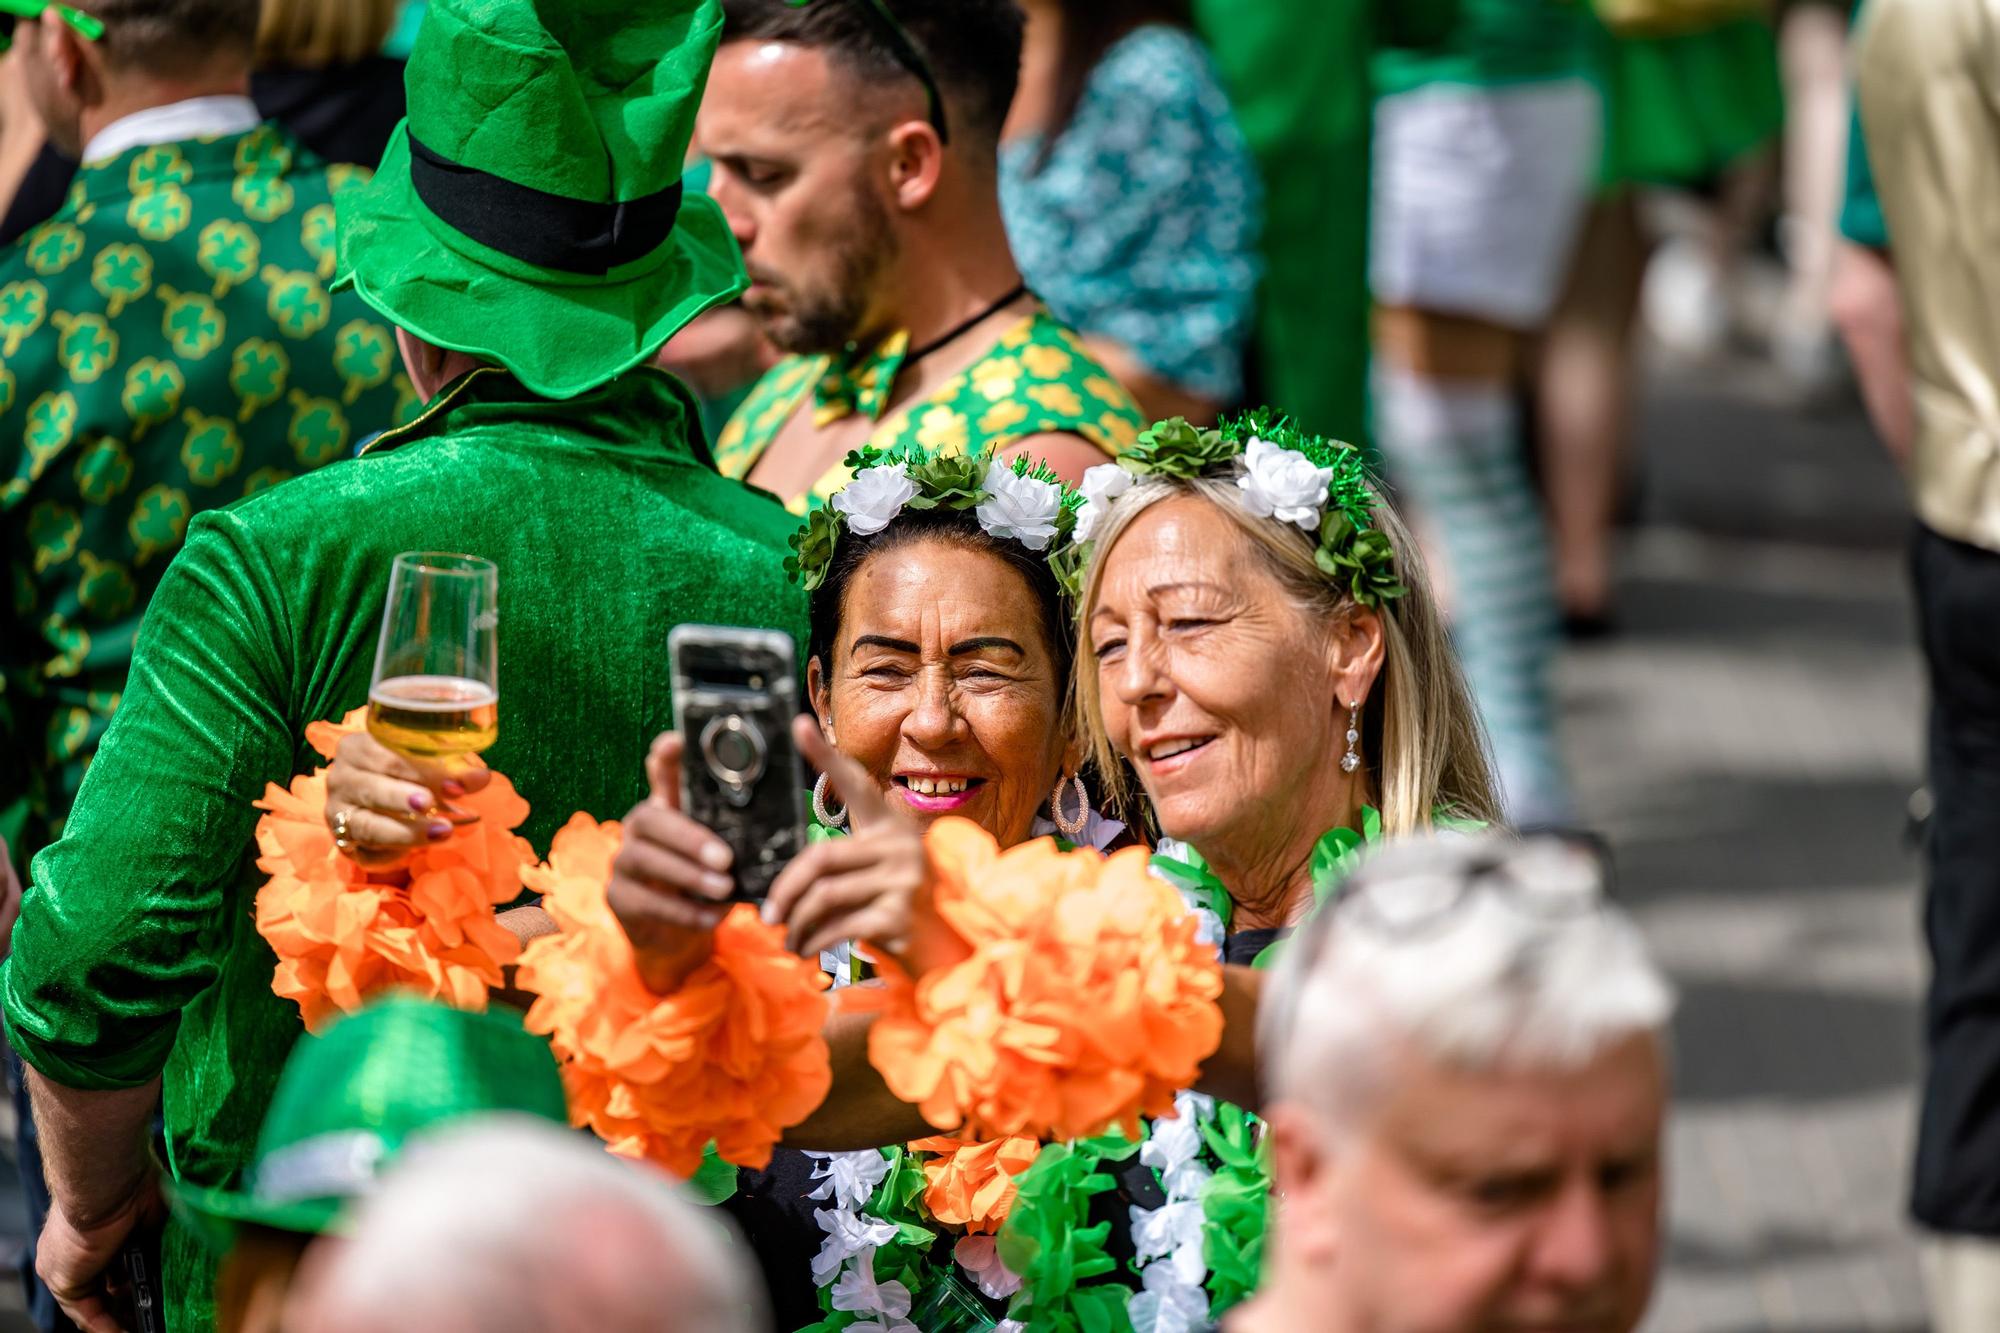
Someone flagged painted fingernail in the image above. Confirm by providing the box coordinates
[700,842,732,871]
[408,792,431,812]
[442,781,466,798]
[428,821,452,839]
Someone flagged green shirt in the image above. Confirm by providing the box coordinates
[0,124,412,872]
[1375,0,1596,95]
[0,366,807,1331]
[713,308,1144,513]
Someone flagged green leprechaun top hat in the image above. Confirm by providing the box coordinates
[174,998,569,1250]
[333,0,747,399]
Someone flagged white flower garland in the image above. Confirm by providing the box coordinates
[1118,852,1234,1333]
[831,459,1068,554]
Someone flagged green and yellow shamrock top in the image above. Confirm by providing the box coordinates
[0,123,414,866]
[713,306,1145,513]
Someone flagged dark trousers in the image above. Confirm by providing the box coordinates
[1912,523,2000,1232]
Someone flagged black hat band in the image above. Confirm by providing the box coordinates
[408,134,684,277]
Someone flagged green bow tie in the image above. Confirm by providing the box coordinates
[812,329,912,427]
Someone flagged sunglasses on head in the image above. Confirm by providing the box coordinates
[1289,829,1617,981]
[0,1,106,55]
[787,0,950,144]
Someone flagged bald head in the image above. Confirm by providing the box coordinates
[285,1119,767,1333]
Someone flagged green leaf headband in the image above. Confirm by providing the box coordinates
[785,443,1083,593]
[1056,410,1408,610]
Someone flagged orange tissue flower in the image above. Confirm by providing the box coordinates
[908,1134,1040,1233]
[515,814,834,1178]
[855,818,1224,1143]
[253,708,533,1033]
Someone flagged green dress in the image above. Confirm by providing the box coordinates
[713,307,1143,512]
[0,365,808,1331]
[1593,12,1783,187]
[0,123,411,875]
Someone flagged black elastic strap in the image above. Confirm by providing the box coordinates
[408,134,683,276]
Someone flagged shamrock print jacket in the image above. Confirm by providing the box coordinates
[0,123,413,857]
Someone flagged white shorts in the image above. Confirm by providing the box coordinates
[1369,78,1603,330]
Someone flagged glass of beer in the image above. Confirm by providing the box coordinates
[367,553,499,813]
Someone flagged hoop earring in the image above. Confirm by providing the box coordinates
[812,772,848,830]
[1340,700,1362,774]
[1051,773,1089,843]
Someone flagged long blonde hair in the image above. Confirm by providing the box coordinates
[256,0,399,67]
[1073,474,1500,840]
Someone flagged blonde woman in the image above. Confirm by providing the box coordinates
[253,0,405,169]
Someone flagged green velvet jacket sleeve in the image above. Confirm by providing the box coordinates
[2,509,292,1090]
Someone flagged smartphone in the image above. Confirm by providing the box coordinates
[667,625,808,903]
[105,1228,164,1333]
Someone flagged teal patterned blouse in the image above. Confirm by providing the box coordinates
[999,25,1262,407]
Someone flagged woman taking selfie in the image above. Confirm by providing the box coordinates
[606,415,1497,1328]
[321,448,1114,1326]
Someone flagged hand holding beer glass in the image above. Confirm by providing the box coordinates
[365,551,499,825]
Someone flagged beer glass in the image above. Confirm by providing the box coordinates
[367,552,499,781]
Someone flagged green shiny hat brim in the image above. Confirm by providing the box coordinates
[170,1181,342,1254]
[333,124,747,400]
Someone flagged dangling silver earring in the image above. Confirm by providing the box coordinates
[812,772,848,829]
[1050,773,1089,843]
[1340,700,1362,774]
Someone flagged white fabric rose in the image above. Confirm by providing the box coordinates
[810,1208,899,1285]
[1074,462,1134,543]
[1127,1259,1213,1333]
[1235,436,1332,531]
[831,1251,915,1325]
[806,1150,893,1211]
[976,461,1065,550]
[831,462,919,536]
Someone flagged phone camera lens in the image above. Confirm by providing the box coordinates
[699,714,768,791]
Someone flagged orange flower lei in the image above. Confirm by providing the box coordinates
[514,814,834,1177]
[907,1134,1041,1233]
[253,709,534,1034]
[853,818,1225,1143]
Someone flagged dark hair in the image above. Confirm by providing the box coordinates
[720,0,1025,146]
[76,0,259,69]
[807,508,1075,706]
[1035,0,1190,169]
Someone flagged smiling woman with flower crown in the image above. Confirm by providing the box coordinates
[958,412,1501,1329]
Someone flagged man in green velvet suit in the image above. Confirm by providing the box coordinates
[0,0,409,886]
[0,2,806,1328]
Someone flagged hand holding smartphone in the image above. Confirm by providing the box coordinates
[667,625,809,903]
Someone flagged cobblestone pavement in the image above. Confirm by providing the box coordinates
[1582,365,1929,1333]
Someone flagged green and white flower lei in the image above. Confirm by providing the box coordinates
[798,821,1391,1333]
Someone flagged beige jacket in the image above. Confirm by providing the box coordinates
[1858,0,2000,551]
